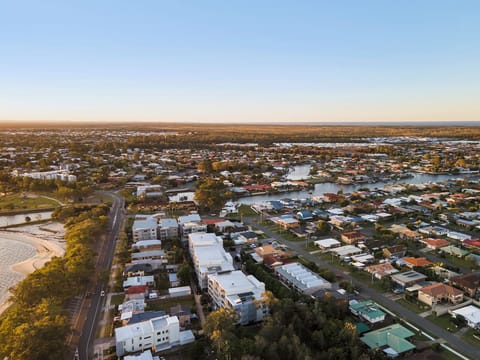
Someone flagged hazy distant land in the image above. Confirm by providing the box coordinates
[0,121,479,141]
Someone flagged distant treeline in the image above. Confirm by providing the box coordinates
[1,124,480,151]
[0,204,109,360]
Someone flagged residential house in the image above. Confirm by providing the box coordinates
[330,245,363,259]
[360,324,415,357]
[365,263,399,279]
[400,257,433,269]
[136,185,163,198]
[383,245,407,259]
[391,271,427,290]
[440,245,469,258]
[125,285,148,301]
[235,231,258,245]
[314,238,341,251]
[132,240,162,251]
[168,286,192,298]
[341,231,366,245]
[208,270,267,325]
[123,276,155,289]
[420,238,449,250]
[450,273,480,298]
[417,282,464,307]
[271,216,300,229]
[452,305,480,329]
[169,273,180,287]
[349,300,386,324]
[297,210,313,221]
[131,250,167,262]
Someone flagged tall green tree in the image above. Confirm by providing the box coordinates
[194,179,229,213]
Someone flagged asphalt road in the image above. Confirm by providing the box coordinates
[77,191,124,360]
[245,217,480,360]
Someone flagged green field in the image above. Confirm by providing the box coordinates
[396,298,427,314]
[426,314,460,333]
[0,193,60,212]
[146,295,195,312]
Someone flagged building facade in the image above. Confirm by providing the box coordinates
[208,270,267,325]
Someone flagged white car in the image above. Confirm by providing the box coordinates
[100,290,105,297]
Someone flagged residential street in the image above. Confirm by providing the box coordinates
[69,191,124,360]
[244,217,480,360]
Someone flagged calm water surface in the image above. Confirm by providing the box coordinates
[239,166,462,205]
[0,211,52,306]
[0,238,36,306]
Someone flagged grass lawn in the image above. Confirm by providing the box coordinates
[303,242,318,252]
[238,204,259,217]
[433,348,469,360]
[0,193,59,212]
[461,328,480,347]
[396,298,427,314]
[110,294,125,306]
[426,314,460,333]
[146,295,195,312]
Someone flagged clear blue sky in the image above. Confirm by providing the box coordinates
[1,0,479,123]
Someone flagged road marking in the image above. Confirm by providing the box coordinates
[85,293,103,359]
[440,344,470,360]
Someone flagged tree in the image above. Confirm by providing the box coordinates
[316,220,330,235]
[177,262,193,286]
[204,308,239,360]
[194,179,228,213]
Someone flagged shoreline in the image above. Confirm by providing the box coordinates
[0,222,65,316]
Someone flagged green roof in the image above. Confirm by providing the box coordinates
[355,322,370,334]
[360,324,416,354]
[441,245,469,257]
[350,300,386,322]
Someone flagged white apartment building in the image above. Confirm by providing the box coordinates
[208,270,267,325]
[115,315,194,356]
[133,216,158,242]
[158,218,179,240]
[188,232,234,289]
[12,169,77,182]
[178,214,207,236]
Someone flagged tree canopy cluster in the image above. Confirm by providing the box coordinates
[204,297,386,360]
[0,172,92,202]
[194,179,230,213]
[0,204,109,359]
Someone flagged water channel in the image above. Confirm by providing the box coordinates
[237,164,465,205]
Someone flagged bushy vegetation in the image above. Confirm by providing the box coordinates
[0,204,109,359]
[204,297,387,360]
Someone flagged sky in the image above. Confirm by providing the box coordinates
[1,0,479,124]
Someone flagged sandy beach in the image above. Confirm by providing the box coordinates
[0,222,65,315]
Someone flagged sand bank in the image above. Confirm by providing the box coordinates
[0,222,65,315]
